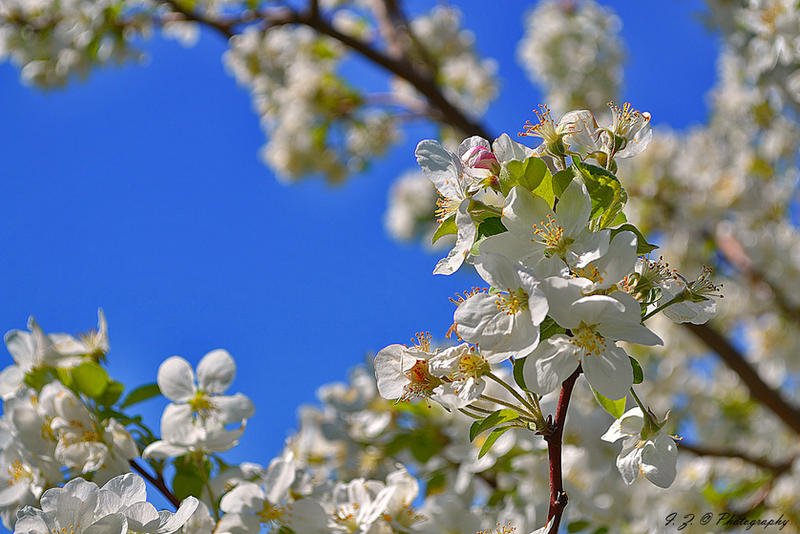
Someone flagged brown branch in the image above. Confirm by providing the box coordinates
[153,1,490,139]
[543,367,581,532]
[715,227,800,323]
[679,441,795,474]
[684,323,800,435]
[159,0,237,38]
[129,459,181,509]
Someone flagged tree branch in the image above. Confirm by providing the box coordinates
[679,441,795,474]
[129,459,181,509]
[715,227,800,323]
[684,323,800,435]
[543,367,581,532]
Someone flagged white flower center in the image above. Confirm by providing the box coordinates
[7,461,32,486]
[571,323,607,357]
[495,288,529,315]
[531,215,569,256]
[400,360,440,402]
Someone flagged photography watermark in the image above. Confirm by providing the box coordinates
[665,512,790,531]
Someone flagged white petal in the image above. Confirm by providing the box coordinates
[457,136,491,158]
[433,200,476,275]
[541,277,593,328]
[492,133,533,163]
[600,407,644,443]
[502,186,554,240]
[213,394,255,423]
[160,404,199,445]
[285,499,329,533]
[220,482,265,513]
[155,497,199,534]
[124,501,161,531]
[472,253,520,290]
[264,454,296,504]
[582,344,633,401]
[196,349,236,394]
[142,441,189,460]
[415,140,465,200]
[571,295,625,326]
[101,473,147,505]
[523,336,578,395]
[374,344,413,400]
[4,330,35,369]
[157,357,196,402]
[640,433,678,488]
[555,179,591,237]
[84,514,128,534]
[616,439,643,485]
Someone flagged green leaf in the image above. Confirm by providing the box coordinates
[540,316,566,341]
[572,160,628,228]
[531,167,555,207]
[120,383,161,409]
[477,217,506,239]
[590,386,626,419]
[24,367,52,391]
[71,361,110,398]
[469,409,520,442]
[431,217,457,244]
[97,380,125,406]
[609,223,658,254]
[630,357,644,384]
[593,527,609,534]
[513,357,529,392]
[470,217,507,255]
[55,367,73,388]
[172,469,205,501]
[478,426,514,458]
[498,156,548,195]
[568,520,591,532]
[552,168,575,197]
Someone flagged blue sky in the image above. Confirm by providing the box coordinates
[0,0,718,515]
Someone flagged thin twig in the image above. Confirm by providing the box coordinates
[544,367,581,532]
[129,459,181,509]
[679,442,795,474]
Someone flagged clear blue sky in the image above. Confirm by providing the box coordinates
[0,0,718,516]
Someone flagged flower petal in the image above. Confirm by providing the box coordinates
[196,349,236,394]
[157,357,196,402]
[582,343,633,400]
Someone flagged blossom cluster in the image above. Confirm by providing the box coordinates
[373,103,722,522]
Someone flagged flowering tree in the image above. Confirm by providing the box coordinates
[2,0,800,533]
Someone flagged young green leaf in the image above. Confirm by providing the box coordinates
[590,386,627,419]
[478,426,514,458]
[97,380,125,406]
[469,409,520,442]
[71,361,110,398]
[120,383,161,409]
[609,223,658,254]
[432,217,457,244]
[498,156,548,195]
[629,357,644,384]
[572,160,628,228]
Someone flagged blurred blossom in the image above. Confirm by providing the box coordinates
[518,0,624,114]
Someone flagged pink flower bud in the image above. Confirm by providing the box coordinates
[462,145,500,175]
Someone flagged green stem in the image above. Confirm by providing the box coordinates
[629,386,647,412]
[486,372,543,420]
[642,292,687,322]
[458,407,484,419]
[480,393,538,420]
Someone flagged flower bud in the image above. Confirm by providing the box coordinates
[462,145,500,175]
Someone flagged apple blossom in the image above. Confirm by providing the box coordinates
[453,253,549,361]
[601,407,678,488]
